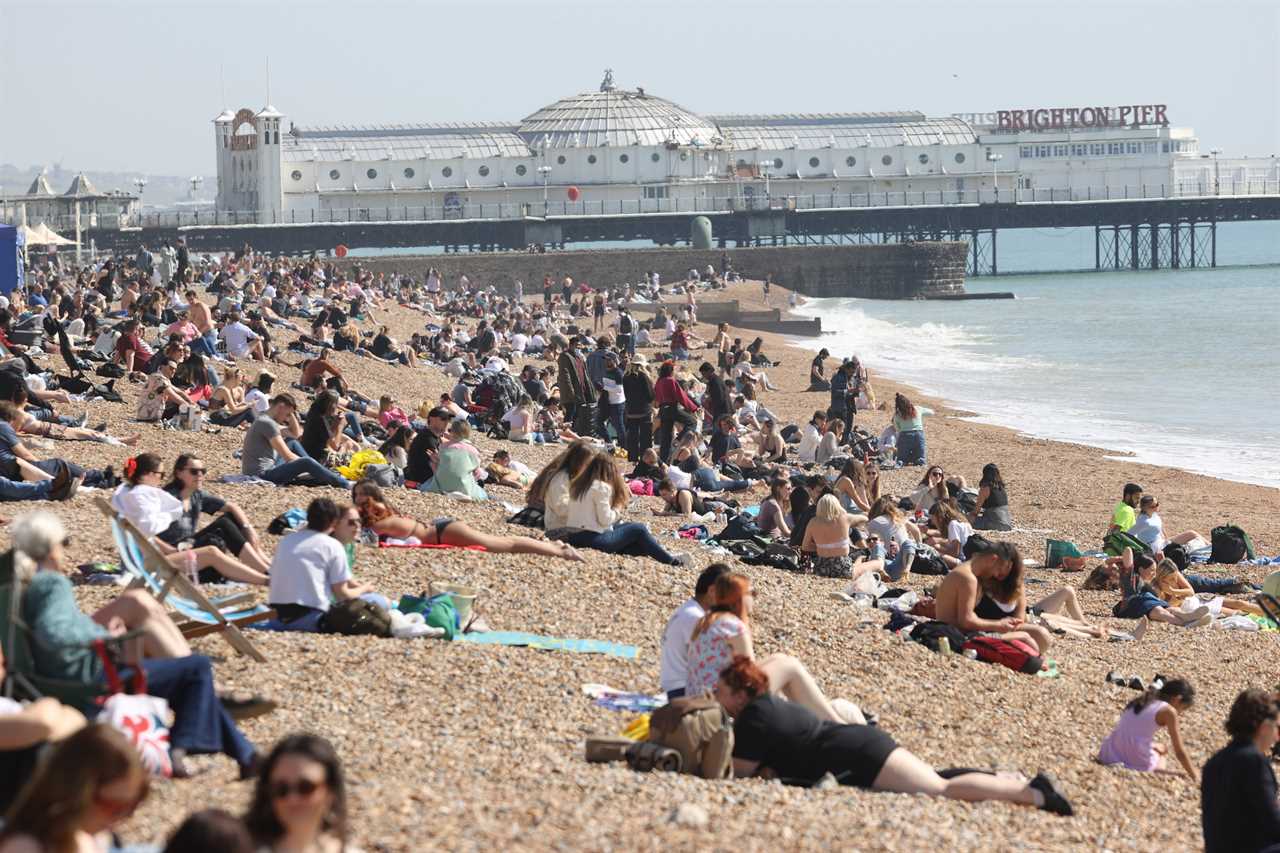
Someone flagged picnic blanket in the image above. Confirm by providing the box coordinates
[456,631,637,659]
[582,683,666,713]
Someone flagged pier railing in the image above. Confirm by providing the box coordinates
[19,179,1280,231]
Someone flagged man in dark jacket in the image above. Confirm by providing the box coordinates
[698,362,730,430]
[556,335,596,435]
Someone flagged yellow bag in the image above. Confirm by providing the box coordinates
[337,448,388,481]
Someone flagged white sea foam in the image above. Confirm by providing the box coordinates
[791,299,1280,490]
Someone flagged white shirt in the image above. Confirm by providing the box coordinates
[601,373,625,405]
[244,388,269,414]
[564,480,619,533]
[1128,513,1167,552]
[222,321,259,357]
[947,519,973,549]
[510,333,528,353]
[111,483,184,536]
[660,598,705,693]
[797,423,822,463]
[867,516,911,547]
[268,529,351,612]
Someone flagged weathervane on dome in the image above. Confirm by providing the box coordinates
[600,69,615,92]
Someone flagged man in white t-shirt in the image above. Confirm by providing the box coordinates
[266,499,377,631]
[659,563,730,699]
[222,311,265,361]
[797,411,827,464]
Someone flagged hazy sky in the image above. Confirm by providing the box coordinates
[3,0,1277,176]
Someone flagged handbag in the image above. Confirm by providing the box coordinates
[93,640,173,777]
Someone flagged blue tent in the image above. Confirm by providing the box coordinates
[0,225,23,295]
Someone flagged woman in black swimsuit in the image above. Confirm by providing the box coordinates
[350,481,584,561]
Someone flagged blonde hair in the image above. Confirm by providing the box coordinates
[815,493,844,523]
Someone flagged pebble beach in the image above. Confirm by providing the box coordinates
[32,277,1280,851]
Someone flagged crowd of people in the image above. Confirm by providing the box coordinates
[0,243,1275,849]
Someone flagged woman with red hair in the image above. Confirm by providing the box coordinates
[713,657,1073,815]
[685,573,858,724]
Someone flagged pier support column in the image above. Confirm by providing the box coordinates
[1130,223,1140,269]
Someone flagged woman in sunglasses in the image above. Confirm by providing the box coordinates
[160,453,272,578]
[0,723,150,853]
[245,734,351,853]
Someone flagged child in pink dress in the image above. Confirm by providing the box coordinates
[1098,679,1197,779]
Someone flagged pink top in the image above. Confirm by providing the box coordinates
[685,615,745,697]
[379,406,412,430]
[1098,699,1167,772]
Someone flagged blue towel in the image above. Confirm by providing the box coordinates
[455,631,637,659]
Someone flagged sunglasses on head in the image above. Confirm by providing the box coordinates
[271,777,324,800]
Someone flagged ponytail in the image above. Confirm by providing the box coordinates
[1127,678,1195,714]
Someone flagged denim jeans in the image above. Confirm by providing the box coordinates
[876,540,918,582]
[567,522,678,565]
[1186,573,1241,594]
[209,408,255,428]
[895,430,926,466]
[693,467,748,492]
[1114,591,1169,619]
[114,655,256,768]
[260,456,350,488]
[605,403,625,444]
[32,458,109,488]
[342,411,364,442]
[189,331,217,358]
[0,476,51,501]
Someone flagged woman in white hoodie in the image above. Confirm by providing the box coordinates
[555,451,689,566]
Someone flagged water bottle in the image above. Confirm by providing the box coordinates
[938,637,951,656]
[179,542,198,584]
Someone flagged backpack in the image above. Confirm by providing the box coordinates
[1103,530,1151,558]
[910,549,950,576]
[717,515,764,544]
[96,363,125,379]
[645,696,733,779]
[908,620,969,653]
[618,314,633,335]
[962,635,1044,675]
[1210,525,1255,565]
[320,598,392,637]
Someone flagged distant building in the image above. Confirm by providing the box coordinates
[1,173,139,233]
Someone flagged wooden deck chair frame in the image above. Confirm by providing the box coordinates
[93,497,271,662]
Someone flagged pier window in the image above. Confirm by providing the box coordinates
[1090,143,1105,156]
[1053,144,1068,157]
[328,169,340,180]
[1020,145,1034,157]
[587,154,597,164]
[1070,144,1086,156]
[643,185,668,199]
[775,158,784,168]
[619,153,629,163]
[1144,142,1157,154]
[1162,141,1170,153]
[881,155,892,166]
[366,169,378,179]
[1127,142,1141,154]
[651,152,661,162]
[808,157,820,167]
[442,167,453,177]
[954,152,965,164]
[845,156,856,167]
[1036,145,1050,157]
[478,165,490,176]
[404,167,415,178]
[515,164,527,176]
[290,170,302,181]
[557,155,566,164]
[918,153,929,164]
[679,151,688,160]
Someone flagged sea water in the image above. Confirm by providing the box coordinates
[791,221,1280,489]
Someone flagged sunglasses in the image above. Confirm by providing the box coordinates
[271,778,325,800]
[184,467,207,475]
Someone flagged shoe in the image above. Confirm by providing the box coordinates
[238,751,263,781]
[1030,771,1074,816]
[218,692,278,721]
[1127,676,1146,691]
[52,474,81,502]
[72,411,88,428]
[1185,612,1213,629]
[1179,605,1210,625]
[91,422,107,434]
[100,465,117,488]
[1104,670,1125,686]
[170,747,192,779]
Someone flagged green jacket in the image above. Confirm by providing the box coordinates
[23,571,108,683]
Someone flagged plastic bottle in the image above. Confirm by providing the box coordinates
[938,637,951,656]
[178,542,198,584]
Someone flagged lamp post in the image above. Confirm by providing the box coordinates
[757,161,772,208]
[986,151,1002,201]
[537,165,552,216]
[1210,147,1222,196]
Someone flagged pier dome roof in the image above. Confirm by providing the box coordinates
[518,84,720,150]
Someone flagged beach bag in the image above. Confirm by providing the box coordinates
[1162,542,1189,572]
[320,598,392,637]
[1103,530,1151,558]
[1210,525,1255,565]
[962,635,1044,675]
[337,448,388,482]
[266,508,307,536]
[717,514,764,544]
[908,620,968,653]
[96,362,125,379]
[645,696,733,779]
[1044,539,1084,569]
[93,641,172,777]
[506,506,545,528]
[910,548,949,576]
[363,463,399,488]
[400,593,461,640]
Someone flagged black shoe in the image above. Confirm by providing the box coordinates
[1030,771,1074,816]
[170,747,192,779]
[1127,676,1146,691]
[100,465,116,488]
[91,422,107,434]
[219,691,278,721]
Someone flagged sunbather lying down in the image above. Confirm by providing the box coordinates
[351,480,584,561]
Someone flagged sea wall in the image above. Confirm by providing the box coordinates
[338,242,966,300]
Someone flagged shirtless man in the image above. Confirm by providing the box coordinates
[185,289,218,358]
[934,540,1053,656]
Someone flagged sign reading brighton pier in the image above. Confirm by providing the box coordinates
[995,105,1168,131]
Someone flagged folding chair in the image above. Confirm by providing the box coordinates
[93,498,272,662]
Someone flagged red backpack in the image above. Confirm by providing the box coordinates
[962,636,1044,675]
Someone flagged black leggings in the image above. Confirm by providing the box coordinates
[193,515,252,583]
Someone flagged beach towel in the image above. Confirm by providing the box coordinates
[582,683,667,713]
[456,631,637,659]
[378,542,488,552]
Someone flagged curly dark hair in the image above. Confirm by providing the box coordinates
[1225,688,1279,740]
